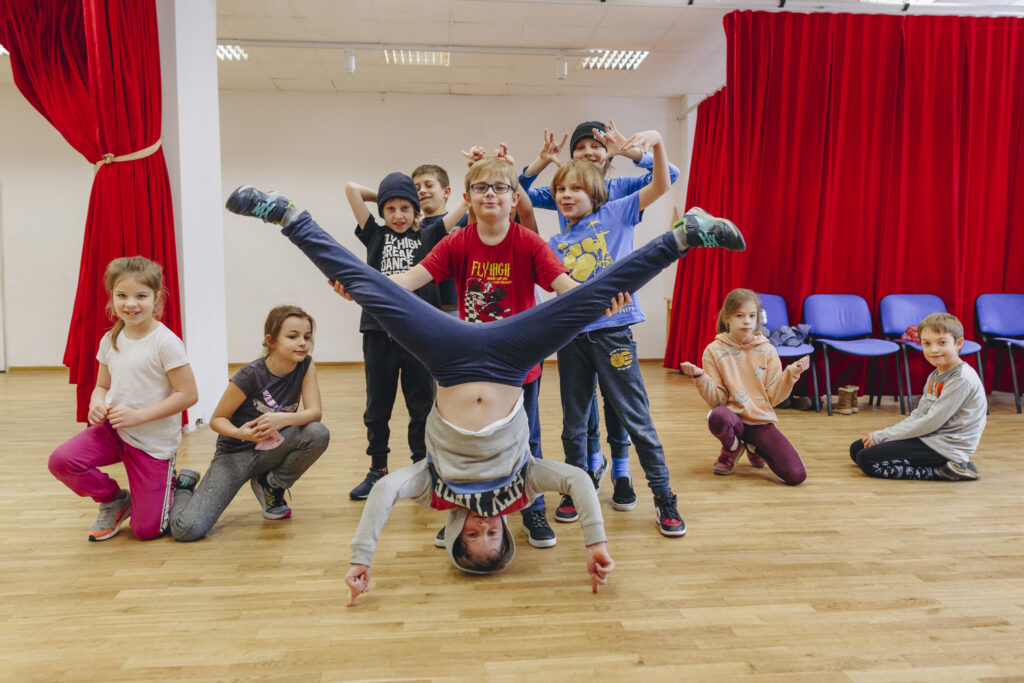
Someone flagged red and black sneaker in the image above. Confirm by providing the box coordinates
[554,494,578,523]
[654,492,686,537]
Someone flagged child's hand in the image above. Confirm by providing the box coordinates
[345,564,371,606]
[604,292,632,317]
[601,119,627,158]
[254,413,287,437]
[790,356,811,375]
[107,406,143,429]
[236,419,261,442]
[539,129,567,166]
[861,433,876,448]
[461,146,487,167]
[620,129,661,154]
[493,143,515,167]
[328,279,354,301]
[586,542,614,593]
[679,362,704,378]
[87,399,109,426]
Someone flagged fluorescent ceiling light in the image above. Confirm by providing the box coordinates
[577,50,649,72]
[859,0,935,3]
[217,44,248,61]
[384,50,450,66]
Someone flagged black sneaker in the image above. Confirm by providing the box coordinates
[611,477,638,511]
[673,207,746,252]
[653,492,686,537]
[589,456,608,492]
[250,473,291,520]
[521,510,557,548]
[935,461,979,481]
[434,527,445,548]
[175,468,200,493]
[349,468,388,500]
[226,185,296,225]
[554,494,578,523]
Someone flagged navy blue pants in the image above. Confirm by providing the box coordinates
[281,211,685,385]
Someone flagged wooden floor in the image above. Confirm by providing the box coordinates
[2,364,1023,682]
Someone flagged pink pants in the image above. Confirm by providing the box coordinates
[48,421,174,539]
[707,406,807,486]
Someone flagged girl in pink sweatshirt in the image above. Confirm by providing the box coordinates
[680,289,809,485]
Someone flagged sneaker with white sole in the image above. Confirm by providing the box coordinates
[554,494,578,523]
[589,456,608,492]
[349,468,388,500]
[714,444,743,475]
[673,207,746,252]
[434,527,446,548]
[654,492,686,537]
[89,489,131,542]
[935,460,979,481]
[521,509,556,548]
[611,477,638,511]
[226,185,297,225]
[250,473,292,520]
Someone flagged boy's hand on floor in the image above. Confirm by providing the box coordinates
[345,564,371,606]
[679,362,704,378]
[586,543,614,593]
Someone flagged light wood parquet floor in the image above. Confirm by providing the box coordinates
[2,363,1022,682]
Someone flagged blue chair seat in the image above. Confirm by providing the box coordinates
[994,336,1024,349]
[818,338,900,357]
[976,293,1024,413]
[776,343,814,358]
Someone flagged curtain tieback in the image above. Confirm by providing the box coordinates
[94,138,163,171]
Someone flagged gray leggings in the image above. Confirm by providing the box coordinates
[170,422,330,541]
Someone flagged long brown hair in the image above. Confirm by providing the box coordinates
[716,288,763,334]
[104,256,165,351]
[551,159,609,214]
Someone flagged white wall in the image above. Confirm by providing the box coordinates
[1,85,689,366]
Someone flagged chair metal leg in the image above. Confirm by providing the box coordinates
[976,350,988,415]
[1008,345,1022,414]
[810,358,821,413]
[895,350,906,415]
[822,347,833,416]
[872,356,883,406]
[903,345,914,412]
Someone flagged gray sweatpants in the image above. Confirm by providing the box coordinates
[170,422,330,541]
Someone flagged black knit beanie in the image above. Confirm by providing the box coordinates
[570,121,607,154]
[377,172,420,216]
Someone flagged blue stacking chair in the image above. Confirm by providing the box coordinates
[803,294,903,416]
[976,293,1024,413]
[879,294,984,412]
[758,293,820,412]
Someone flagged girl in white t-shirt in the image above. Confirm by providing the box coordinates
[48,257,197,541]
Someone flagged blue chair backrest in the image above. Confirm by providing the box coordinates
[803,294,873,339]
[976,293,1024,337]
[879,294,947,336]
[758,293,790,332]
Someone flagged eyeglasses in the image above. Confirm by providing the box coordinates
[469,182,513,195]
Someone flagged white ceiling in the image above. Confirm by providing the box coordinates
[1,0,1023,97]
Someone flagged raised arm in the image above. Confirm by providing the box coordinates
[522,129,568,178]
[629,131,670,212]
[345,182,375,229]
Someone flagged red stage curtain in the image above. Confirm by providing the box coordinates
[665,11,1024,394]
[0,0,181,422]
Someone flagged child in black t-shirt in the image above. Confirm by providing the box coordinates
[169,305,330,541]
[345,173,465,500]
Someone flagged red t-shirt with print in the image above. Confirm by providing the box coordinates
[419,221,567,384]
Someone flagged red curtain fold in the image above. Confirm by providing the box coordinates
[666,11,1024,395]
[0,0,181,422]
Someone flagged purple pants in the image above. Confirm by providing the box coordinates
[48,421,174,539]
[707,407,806,486]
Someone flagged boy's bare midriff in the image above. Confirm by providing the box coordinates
[435,382,523,432]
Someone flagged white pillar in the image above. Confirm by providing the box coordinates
[156,0,228,430]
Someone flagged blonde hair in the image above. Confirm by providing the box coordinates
[104,256,165,351]
[551,160,609,213]
[918,312,964,340]
[262,305,316,357]
[464,158,519,192]
[717,288,763,334]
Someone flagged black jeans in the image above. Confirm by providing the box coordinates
[849,438,947,480]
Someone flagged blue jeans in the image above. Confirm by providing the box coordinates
[558,326,671,495]
[521,372,545,512]
[586,388,631,461]
[281,211,685,386]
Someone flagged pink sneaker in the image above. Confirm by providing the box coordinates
[745,445,767,468]
[713,445,742,475]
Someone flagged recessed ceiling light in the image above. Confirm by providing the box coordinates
[383,50,450,66]
[217,44,248,61]
[577,50,649,72]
